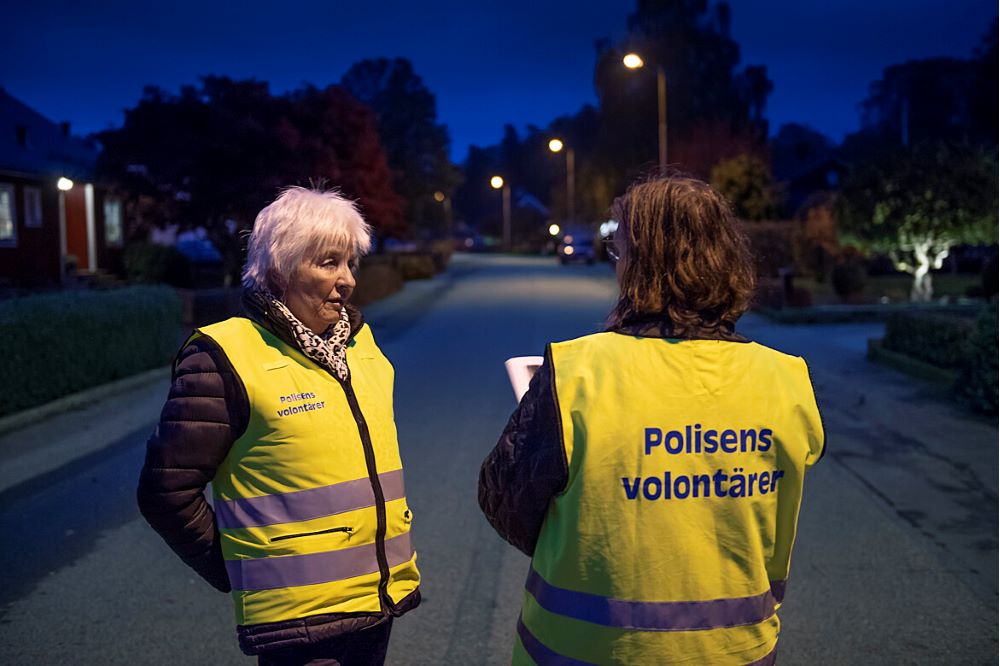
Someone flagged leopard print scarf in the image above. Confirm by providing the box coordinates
[244,286,352,382]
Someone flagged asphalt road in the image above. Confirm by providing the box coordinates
[0,254,995,664]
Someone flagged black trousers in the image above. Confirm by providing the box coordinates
[257,619,393,666]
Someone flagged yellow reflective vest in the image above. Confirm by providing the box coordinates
[196,317,420,627]
[516,332,824,665]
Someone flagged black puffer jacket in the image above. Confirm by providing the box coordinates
[137,305,419,655]
[477,345,568,556]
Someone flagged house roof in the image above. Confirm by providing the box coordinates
[0,87,98,181]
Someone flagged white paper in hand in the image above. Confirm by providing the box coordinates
[505,356,545,403]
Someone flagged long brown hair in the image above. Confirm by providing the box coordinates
[607,175,755,337]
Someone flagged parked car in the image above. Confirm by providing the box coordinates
[557,230,596,265]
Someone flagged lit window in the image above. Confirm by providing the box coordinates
[104,198,123,247]
[24,187,42,228]
[0,183,16,246]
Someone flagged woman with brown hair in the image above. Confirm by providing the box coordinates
[479,175,824,665]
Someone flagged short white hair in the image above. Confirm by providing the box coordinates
[242,186,372,293]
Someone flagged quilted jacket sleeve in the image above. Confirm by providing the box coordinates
[136,335,249,593]
[478,346,568,556]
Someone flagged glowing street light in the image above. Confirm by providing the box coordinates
[490,176,511,250]
[548,138,564,153]
[548,223,561,237]
[623,52,667,175]
[622,53,644,69]
[57,177,74,191]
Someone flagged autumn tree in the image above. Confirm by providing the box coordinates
[97,77,402,281]
[709,154,779,220]
[838,141,998,301]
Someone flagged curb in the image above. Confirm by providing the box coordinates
[0,366,171,438]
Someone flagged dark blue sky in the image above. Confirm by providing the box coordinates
[1,1,995,161]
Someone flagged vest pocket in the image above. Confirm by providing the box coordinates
[269,526,353,543]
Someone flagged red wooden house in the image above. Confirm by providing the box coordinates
[0,88,123,286]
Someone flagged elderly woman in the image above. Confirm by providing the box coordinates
[138,187,420,666]
[479,175,824,665]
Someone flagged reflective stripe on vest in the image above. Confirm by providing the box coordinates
[226,532,415,591]
[525,567,783,632]
[215,469,406,529]
[517,333,823,665]
[516,616,778,666]
[198,318,420,626]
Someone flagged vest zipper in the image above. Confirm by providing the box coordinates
[340,378,397,615]
[269,526,353,543]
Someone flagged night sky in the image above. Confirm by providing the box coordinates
[2,1,995,161]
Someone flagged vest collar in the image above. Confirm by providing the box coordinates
[608,315,749,343]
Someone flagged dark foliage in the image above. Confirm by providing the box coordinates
[955,305,999,415]
[882,311,976,370]
[0,287,181,417]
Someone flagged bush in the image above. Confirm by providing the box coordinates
[394,253,438,280]
[0,287,181,417]
[352,256,404,307]
[427,240,454,273]
[741,221,796,277]
[955,306,998,415]
[123,242,191,286]
[882,311,975,370]
[831,249,868,301]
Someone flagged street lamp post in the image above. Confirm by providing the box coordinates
[548,138,575,226]
[623,53,667,175]
[433,190,453,232]
[490,175,511,250]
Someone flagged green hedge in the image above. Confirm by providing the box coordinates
[393,253,438,280]
[955,306,998,415]
[882,311,976,369]
[0,287,181,417]
[881,306,998,414]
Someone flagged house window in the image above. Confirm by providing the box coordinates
[104,198,123,247]
[24,186,43,228]
[0,183,16,246]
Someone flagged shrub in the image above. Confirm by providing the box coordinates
[394,253,437,280]
[123,242,191,286]
[831,249,868,301]
[793,193,839,281]
[352,256,404,307]
[955,305,998,415]
[427,239,454,273]
[882,311,975,370]
[0,286,181,417]
[741,221,795,277]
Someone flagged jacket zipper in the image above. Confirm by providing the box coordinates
[269,526,353,543]
[340,377,396,615]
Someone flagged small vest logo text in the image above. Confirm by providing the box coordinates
[276,391,325,417]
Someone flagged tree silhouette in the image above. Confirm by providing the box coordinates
[342,58,462,236]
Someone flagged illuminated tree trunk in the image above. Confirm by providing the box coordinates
[893,238,952,303]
